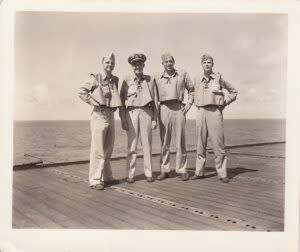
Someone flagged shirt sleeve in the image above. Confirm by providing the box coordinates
[78,74,99,106]
[184,72,195,104]
[118,79,128,123]
[220,76,238,106]
[152,80,159,123]
[113,76,119,91]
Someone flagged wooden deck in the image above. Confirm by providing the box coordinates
[12,144,285,231]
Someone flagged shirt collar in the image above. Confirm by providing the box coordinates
[160,69,178,79]
[133,74,145,82]
[101,72,113,81]
[201,72,215,81]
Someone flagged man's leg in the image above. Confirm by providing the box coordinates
[194,107,208,177]
[126,109,139,180]
[139,107,153,179]
[102,110,115,182]
[174,107,187,175]
[159,104,172,174]
[207,107,228,179]
[89,110,109,187]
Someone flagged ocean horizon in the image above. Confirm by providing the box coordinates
[13,119,286,165]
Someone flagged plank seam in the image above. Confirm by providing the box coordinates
[42,168,273,231]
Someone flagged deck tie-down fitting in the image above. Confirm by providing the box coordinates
[42,167,273,231]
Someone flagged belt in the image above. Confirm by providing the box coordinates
[127,102,153,110]
[201,104,221,108]
[94,105,117,112]
[160,100,182,105]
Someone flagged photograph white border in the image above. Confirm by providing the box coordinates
[1,0,299,251]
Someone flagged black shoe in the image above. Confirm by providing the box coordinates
[126,177,135,183]
[157,172,169,181]
[190,174,205,180]
[146,177,155,182]
[90,184,104,190]
[181,173,189,181]
[219,177,230,183]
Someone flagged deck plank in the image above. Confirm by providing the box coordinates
[123,181,283,230]
[14,170,162,229]
[12,207,38,228]
[35,168,242,230]
[13,188,64,228]
[13,144,285,231]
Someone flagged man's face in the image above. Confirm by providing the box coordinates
[202,58,214,72]
[102,58,115,73]
[131,61,144,75]
[162,56,175,72]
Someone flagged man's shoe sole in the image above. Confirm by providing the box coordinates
[219,178,230,183]
[90,185,105,190]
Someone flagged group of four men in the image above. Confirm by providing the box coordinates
[79,52,238,190]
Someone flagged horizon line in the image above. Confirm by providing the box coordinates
[13,118,286,121]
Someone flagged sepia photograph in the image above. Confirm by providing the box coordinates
[0,1,299,252]
[12,11,286,231]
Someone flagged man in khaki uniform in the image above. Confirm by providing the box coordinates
[119,53,158,183]
[78,53,122,190]
[192,54,238,183]
[155,53,194,181]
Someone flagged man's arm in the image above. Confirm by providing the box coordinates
[78,74,99,106]
[118,79,129,131]
[220,75,238,106]
[151,79,159,129]
[182,71,195,114]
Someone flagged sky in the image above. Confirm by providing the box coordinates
[14,12,287,120]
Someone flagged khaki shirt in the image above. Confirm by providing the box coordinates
[194,72,238,107]
[79,72,122,108]
[154,70,194,104]
[119,74,159,122]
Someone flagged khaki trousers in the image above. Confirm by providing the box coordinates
[89,107,115,186]
[126,107,153,179]
[195,106,227,178]
[159,101,187,174]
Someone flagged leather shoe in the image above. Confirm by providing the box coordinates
[146,177,155,182]
[157,172,169,181]
[90,184,104,190]
[190,174,205,180]
[181,173,189,181]
[219,177,230,183]
[126,177,135,183]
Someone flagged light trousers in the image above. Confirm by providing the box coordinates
[195,106,227,178]
[89,107,115,186]
[159,101,187,174]
[126,107,153,179]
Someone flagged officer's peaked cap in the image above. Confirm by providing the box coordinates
[128,53,147,64]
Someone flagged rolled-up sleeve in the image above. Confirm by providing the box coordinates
[184,72,195,104]
[220,76,238,106]
[78,74,99,106]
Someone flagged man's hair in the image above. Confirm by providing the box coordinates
[161,52,175,63]
[201,54,214,63]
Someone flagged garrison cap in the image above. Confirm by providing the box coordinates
[128,53,147,64]
[102,52,115,62]
[161,52,175,62]
[201,53,214,63]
